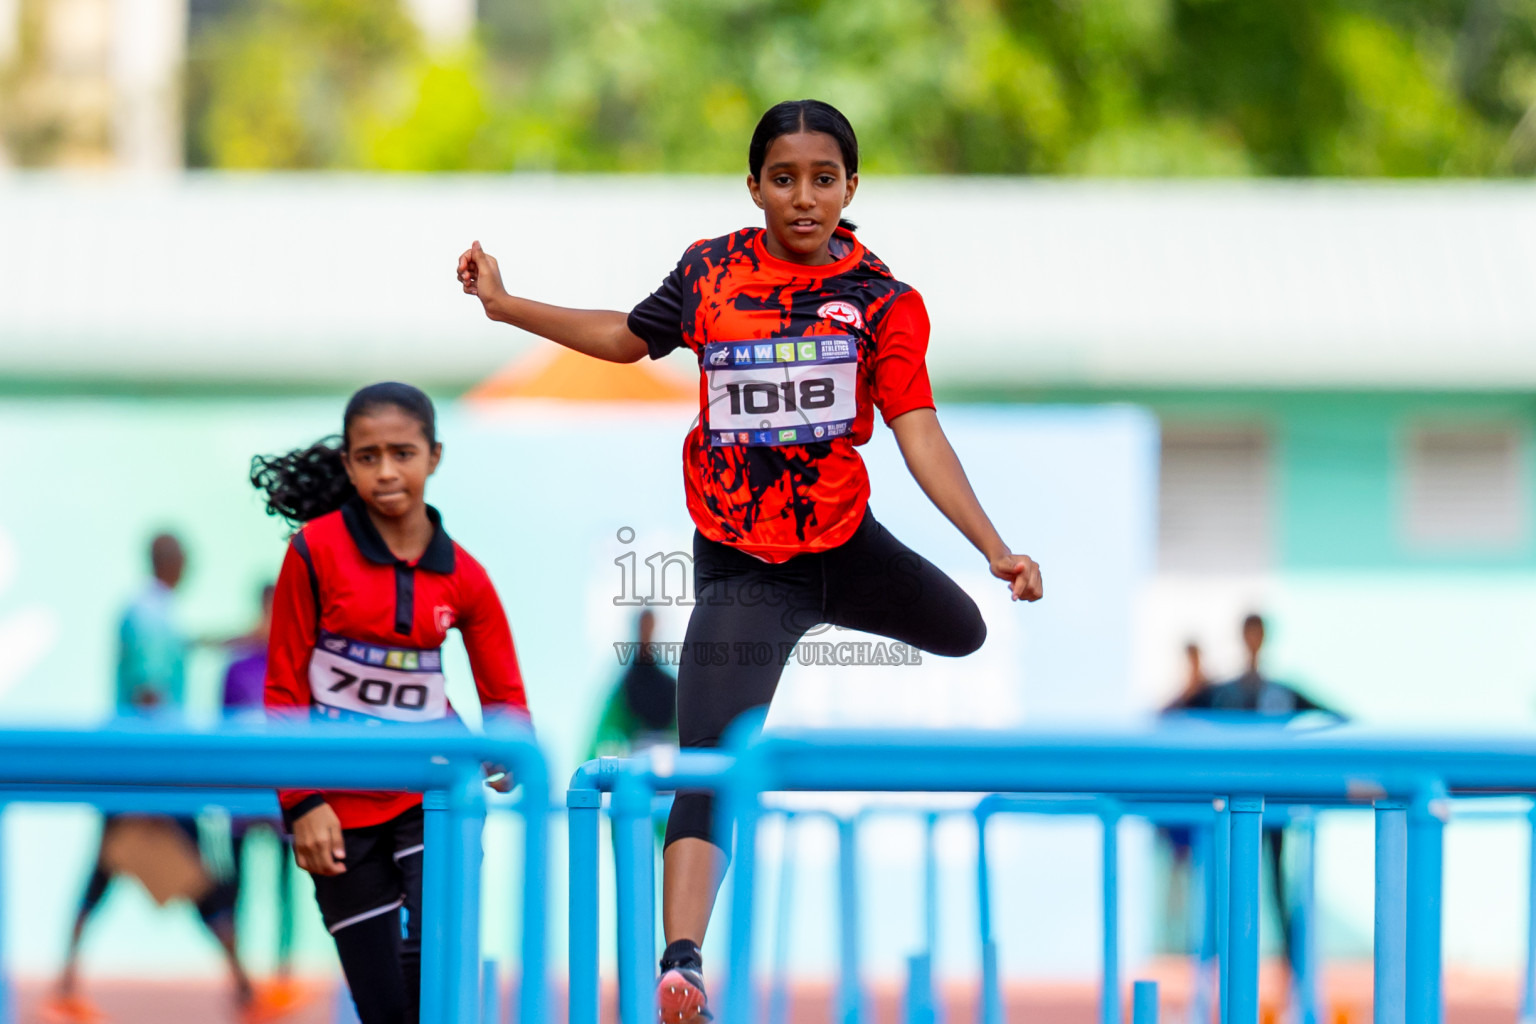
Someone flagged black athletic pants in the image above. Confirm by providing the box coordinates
[310,806,424,1024]
[665,508,987,849]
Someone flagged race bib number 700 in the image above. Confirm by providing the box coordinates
[308,632,448,724]
[703,336,858,447]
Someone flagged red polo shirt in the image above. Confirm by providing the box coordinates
[265,498,529,829]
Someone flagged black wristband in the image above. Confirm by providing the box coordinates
[282,794,327,832]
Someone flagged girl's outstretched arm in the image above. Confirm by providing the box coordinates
[889,408,1044,603]
[457,240,650,364]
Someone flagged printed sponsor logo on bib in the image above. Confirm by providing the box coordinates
[703,335,858,448]
[308,630,447,724]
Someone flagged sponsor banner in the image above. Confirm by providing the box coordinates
[702,335,856,368]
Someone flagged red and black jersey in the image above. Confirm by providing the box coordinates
[265,497,529,829]
[628,226,935,563]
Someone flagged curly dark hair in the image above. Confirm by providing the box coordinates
[251,382,437,526]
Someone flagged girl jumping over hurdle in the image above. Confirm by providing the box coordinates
[253,382,530,1024]
[457,99,1042,1023]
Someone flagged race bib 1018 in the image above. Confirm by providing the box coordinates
[703,336,858,447]
[307,631,448,724]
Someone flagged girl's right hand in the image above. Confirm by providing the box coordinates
[293,801,347,876]
[457,240,508,311]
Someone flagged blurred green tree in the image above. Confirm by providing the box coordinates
[185,0,419,168]
[182,0,1536,176]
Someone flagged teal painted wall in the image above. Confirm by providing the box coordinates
[0,396,1158,982]
[1278,395,1535,571]
[966,388,1536,572]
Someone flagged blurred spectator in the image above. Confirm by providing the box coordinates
[1182,613,1343,978]
[1183,614,1335,717]
[588,610,678,759]
[1163,641,1210,713]
[114,533,189,715]
[1157,641,1209,951]
[220,583,302,1002]
[43,536,287,1024]
[221,583,276,722]
[587,610,677,1013]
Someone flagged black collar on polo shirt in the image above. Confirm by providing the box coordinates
[341,496,456,574]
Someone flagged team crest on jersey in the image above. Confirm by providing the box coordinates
[435,605,456,633]
[817,301,864,330]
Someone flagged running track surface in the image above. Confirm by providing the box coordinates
[9,961,1521,1023]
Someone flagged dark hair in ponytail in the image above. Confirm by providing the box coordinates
[749,99,859,233]
[251,381,438,526]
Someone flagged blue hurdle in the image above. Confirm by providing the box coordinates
[592,723,1536,1024]
[756,808,861,1024]
[0,721,548,1024]
[974,793,1327,1024]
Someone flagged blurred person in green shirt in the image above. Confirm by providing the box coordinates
[589,610,677,1016]
[114,533,188,714]
[589,610,678,760]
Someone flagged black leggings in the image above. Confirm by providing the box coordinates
[664,508,987,849]
[311,807,424,1024]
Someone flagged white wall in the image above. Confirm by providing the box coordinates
[4,177,1536,389]
[110,0,185,172]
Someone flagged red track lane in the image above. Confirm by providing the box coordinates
[10,961,1522,1024]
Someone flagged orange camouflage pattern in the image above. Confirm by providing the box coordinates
[665,227,927,563]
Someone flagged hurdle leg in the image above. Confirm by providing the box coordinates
[838,815,865,1024]
[911,813,940,1024]
[567,786,603,1024]
[903,813,941,1024]
[448,774,487,1024]
[724,780,763,1024]
[1191,819,1216,1024]
[1405,788,1446,1024]
[1132,979,1158,1023]
[1373,800,1407,1024]
[1226,795,1263,1024]
[905,952,935,1024]
[0,805,9,1024]
[976,811,1002,1024]
[1215,799,1231,1023]
[1521,805,1536,1024]
[768,816,796,1024]
[420,771,487,1024]
[518,762,551,1024]
[1292,812,1319,1024]
[481,959,500,1024]
[613,774,656,1024]
[420,790,451,1024]
[1102,807,1122,1024]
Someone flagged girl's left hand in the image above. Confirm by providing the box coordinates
[483,762,512,793]
[990,553,1044,602]
[457,240,507,308]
